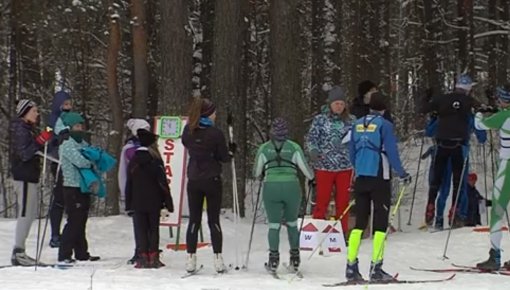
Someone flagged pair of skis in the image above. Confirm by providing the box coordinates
[181,264,232,279]
[411,263,510,275]
[323,273,456,287]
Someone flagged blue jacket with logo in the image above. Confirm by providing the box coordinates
[349,113,405,180]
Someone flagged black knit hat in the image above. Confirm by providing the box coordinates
[369,92,387,111]
[137,129,158,147]
[358,80,377,97]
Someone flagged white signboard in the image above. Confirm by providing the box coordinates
[299,218,347,255]
[155,116,188,226]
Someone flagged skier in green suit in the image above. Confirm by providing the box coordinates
[475,85,510,271]
[253,118,315,273]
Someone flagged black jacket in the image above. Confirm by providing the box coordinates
[182,125,231,180]
[125,148,174,212]
[422,91,479,141]
[350,96,394,123]
[9,119,42,183]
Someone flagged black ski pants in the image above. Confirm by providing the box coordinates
[353,176,391,233]
[59,187,90,261]
[427,140,467,213]
[186,176,223,254]
[50,163,64,238]
[133,210,160,253]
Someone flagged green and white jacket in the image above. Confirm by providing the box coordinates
[475,109,510,159]
[253,139,314,182]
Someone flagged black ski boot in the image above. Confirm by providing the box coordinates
[345,259,364,282]
[369,260,394,281]
[127,249,139,265]
[49,235,60,248]
[503,260,510,271]
[434,217,444,231]
[267,251,279,272]
[476,248,501,271]
[289,249,300,271]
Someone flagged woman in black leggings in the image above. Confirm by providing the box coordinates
[181,97,234,273]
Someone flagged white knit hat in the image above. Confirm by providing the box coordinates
[126,118,150,136]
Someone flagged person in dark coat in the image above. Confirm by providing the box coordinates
[422,74,481,226]
[181,97,235,274]
[47,90,73,248]
[465,173,492,227]
[350,80,393,122]
[125,129,174,269]
[10,99,53,266]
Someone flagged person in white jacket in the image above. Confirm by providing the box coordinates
[118,118,151,264]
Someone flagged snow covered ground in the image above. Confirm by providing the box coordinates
[0,140,509,289]
[0,210,509,290]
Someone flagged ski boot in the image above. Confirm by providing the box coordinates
[127,249,139,265]
[135,252,149,269]
[289,249,300,271]
[149,251,165,268]
[451,215,465,229]
[49,235,60,248]
[369,260,395,281]
[11,248,37,266]
[503,260,510,271]
[345,259,364,282]
[476,248,501,271]
[425,203,435,226]
[434,217,444,231]
[185,253,197,273]
[214,253,227,273]
[267,251,279,273]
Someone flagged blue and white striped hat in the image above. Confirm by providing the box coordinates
[496,86,510,103]
[455,74,474,91]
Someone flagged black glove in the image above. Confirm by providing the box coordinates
[308,179,316,188]
[57,128,70,145]
[485,200,492,207]
[400,172,412,185]
[228,142,237,156]
[126,209,134,217]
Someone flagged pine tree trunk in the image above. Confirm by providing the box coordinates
[131,0,149,118]
[211,0,245,215]
[105,4,123,215]
[160,0,192,115]
[270,0,302,142]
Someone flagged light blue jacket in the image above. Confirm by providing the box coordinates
[59,138,92,187]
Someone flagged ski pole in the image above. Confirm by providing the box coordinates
[35,140,49,271]
[227,110,240,270]
[407,134,425,225]
[482,144,489,224]
[369,184,408,279]
[288,199,356,283]
[242,179,263,270]
[442,155,469,260]
[298,182,314,235]
[37,162,62,263]
[306,199,356,261]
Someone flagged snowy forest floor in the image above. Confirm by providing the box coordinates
[1,140,510,289]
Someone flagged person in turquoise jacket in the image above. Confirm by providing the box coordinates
[253,118,314,273]
[58,112,99,263]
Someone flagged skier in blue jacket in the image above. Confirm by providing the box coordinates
[424,114,486,229]
[346,92,411,282]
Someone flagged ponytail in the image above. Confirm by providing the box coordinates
[187,96,204,133]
